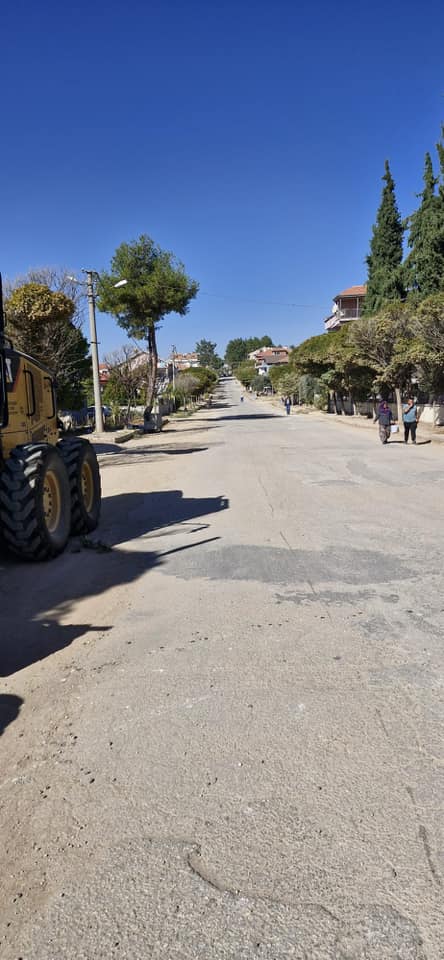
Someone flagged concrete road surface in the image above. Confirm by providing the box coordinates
[1,379,443,959]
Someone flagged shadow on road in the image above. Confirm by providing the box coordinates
[100,489,229,540]
[386,439,433,446]
[93,442,209,454]
[95,445,211,467]
[0,694,23,734]
[214,413,281,421]
[0,490,229,677]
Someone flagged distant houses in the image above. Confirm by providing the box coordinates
[248,346,290,376]
[324,285,367,332]
[168,351,200,370]
[99,362,111,390]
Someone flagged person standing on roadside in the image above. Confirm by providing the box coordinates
[374,400,395,444]
[403,397,419,444]
[284,396,291,415]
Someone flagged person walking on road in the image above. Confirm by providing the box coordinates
[284,396,291,415]
[374,400,395,444]
[403,397,419,444]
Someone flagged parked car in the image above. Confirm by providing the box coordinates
[58,409,88,429]
[87,405,112,419]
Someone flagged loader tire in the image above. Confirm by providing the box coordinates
[0,443,71,560]
[58,438,101,534]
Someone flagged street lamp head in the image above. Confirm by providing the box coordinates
[113,279,128,288]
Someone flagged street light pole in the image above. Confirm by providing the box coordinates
[67,273,127,434]
[84,270,104,433]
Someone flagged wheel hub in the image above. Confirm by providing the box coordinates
[81,461,94,513]
[43,469,62,533]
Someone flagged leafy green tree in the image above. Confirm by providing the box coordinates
[410,292,444,397]
[290,327,376,413]
[195,339,223,372]
[225,335,272,366]
[350,303,416,420]
[80,375,95,407]
[268,365,288,392]
[188,365,218,394]
[364,160,405,315]
[5,282,90,408]
[277,370,301,399]
[250,374,270,393]
[235,360,256,386]
[174,372,199,409]
[290,332,332,377]
[4,267,86,329]
[224,338,248,366]
[298,374,319,404]
[98,235,199,424]
[405,152,444,298]
[245,335,273,353]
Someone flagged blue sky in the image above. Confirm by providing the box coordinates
[1,0,443,361]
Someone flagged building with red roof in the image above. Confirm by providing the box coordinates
[324,284,367,332]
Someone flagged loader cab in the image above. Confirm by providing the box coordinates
[0,347,8,429]
[0,273,8,429]
[0,347,59,459]
[0,271,102,560]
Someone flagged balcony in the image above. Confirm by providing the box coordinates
[337,307,363,320]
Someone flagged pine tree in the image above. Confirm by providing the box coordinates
[405,149,444,297]
[364,160,405,315]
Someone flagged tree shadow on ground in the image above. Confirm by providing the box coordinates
[93,442,210,456]
[213,413,281,421]
[0,490,229,677]
[95,445,212,466]
[161,425,221,436]
[0,694,23,734]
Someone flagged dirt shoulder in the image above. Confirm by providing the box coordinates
[259,396,444,444]
[0,398,222,950]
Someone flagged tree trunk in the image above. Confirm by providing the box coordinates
[143,325,158,428]
[333,391,343,415]
[395,386,403,424]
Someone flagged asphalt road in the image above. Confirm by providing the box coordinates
[1,379,443,959]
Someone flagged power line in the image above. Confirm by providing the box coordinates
[199,291,317,308]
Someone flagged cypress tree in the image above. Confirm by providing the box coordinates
[437,125,444,199]
[364,160,405,315]
[405,149,444,297]
[436,126,444,287]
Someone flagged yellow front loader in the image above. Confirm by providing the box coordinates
[0,275,101,560]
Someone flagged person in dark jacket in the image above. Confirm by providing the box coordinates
[284,396,291,415]
[374,400,395,444]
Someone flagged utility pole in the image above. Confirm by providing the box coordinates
[171,345,176,392]
[84,270,104,433]
[68,272,127,433]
